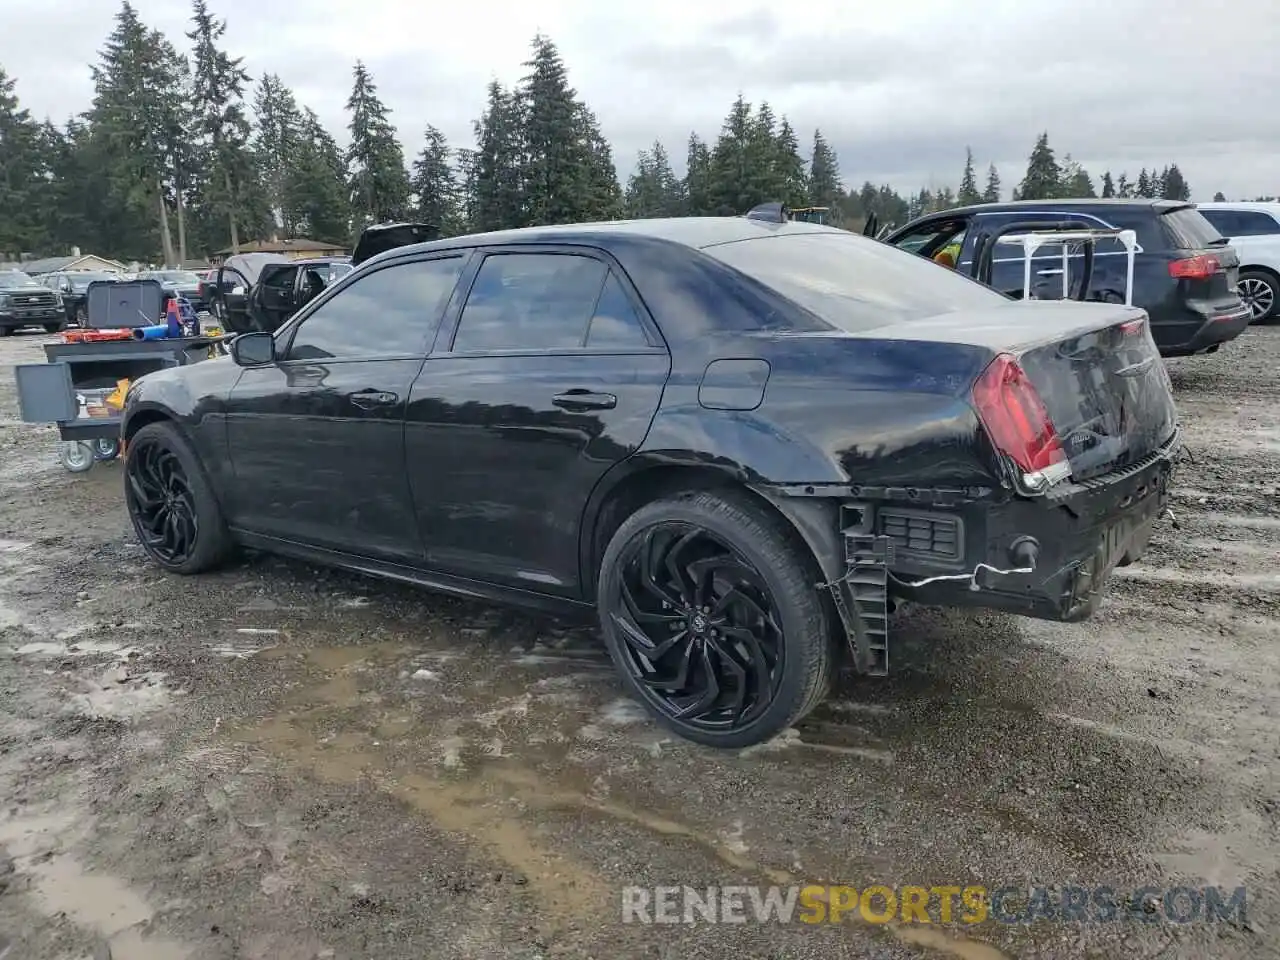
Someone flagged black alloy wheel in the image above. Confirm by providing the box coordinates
[124,422,231,574]
[598,490,833,748]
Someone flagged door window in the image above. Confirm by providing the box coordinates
[585,272,651,349]
[284,256,466,361]
[891,220,968,260]
[450,253,609,353]
[1200,209,1280,238]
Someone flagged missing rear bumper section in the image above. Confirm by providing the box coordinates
[817,434,1180,678]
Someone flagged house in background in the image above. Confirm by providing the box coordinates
[19,249,128,276]
[209,237,347,267]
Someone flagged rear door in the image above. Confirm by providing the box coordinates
[404,246,670,598]
[1154,205,1244,338]
[250,264,300,332]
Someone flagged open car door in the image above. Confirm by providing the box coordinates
[351,222,440,266]
[247,262,301,333]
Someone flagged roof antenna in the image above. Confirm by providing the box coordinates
[746,202,789,223]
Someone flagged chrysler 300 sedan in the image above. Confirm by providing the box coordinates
[120,216,1179,747]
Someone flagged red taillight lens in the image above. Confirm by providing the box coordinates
[1168,255,1220,280]
[1118,316,1146,336]
[971,353,1066,474]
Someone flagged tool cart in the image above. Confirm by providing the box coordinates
[14,279,224,473]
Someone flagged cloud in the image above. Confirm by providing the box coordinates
[1,0,1275,200]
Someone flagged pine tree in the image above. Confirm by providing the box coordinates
[188,0,256,254]
[1100,171,1116,198]
[345,61,411,228]
[1160,163,1190,201]
[469,80,525,231]
[283,108,350,243]
[775,119,808,209]
[0,67,52,258]
[409,125,462,236]
[625,141,682,218]
[1058,154,1096,197]
[957,148,981,205]
[1017,132,1062,200]
[520,35,587,225]
[253,73,302,234]
[572,104,623,222]
[808,128,841,213]
[982,163,1001,203]
[1213,191,1226,202]
[1116,172,1132,198]
[708,95,755,215]
[1136,168,1154,199]
[684,133,713,216]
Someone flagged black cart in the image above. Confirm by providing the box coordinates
[13,279,223,473]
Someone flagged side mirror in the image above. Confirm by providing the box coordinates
[231,285,246,296]
[229,331,275,366]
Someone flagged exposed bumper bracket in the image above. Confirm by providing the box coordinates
[823,509,893,676]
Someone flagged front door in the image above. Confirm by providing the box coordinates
[224,253,469,562]
[405,248,670,598]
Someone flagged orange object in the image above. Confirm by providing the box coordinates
[104,378,131,410]
[933,250,957,269]
[61,328,132,343]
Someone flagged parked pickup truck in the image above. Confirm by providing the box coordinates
[1196,202,1280,323]
[884,199,1252,358]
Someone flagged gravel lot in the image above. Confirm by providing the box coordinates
[0,326,1276,960]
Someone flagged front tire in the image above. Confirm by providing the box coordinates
[597,489,833,748]
[44,322,65,334]
[1239,270,1279,323]
[124,421,232,574]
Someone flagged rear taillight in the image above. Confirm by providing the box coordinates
[971,353,1066,476]
[1168,255,1221,280]
[1118,316,1146,336]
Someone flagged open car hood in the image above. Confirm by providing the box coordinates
[352,222,440,266]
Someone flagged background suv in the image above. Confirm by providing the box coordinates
[885,199,1251,357]
[1196,201,1280,322]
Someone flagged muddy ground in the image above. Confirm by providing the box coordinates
[0,326,1276,960]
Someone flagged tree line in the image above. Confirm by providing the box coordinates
[0,0,1241,265]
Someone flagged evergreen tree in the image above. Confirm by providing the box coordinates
[572,104,623,221]
[708,95,756,215]
[774,119,808,209]
[253,73,302,233]
[345,61,411,228]
[0,67,52,258]
[1135,168,1154,198]
[933,186,957,211]
[982,163,1001,203]
[469,80,525,231]
[1017,132,1062,200]
[410,124,463,236]
[1100,170,1116,198]
[1116,172,1132,198]
[808,129,841,211]
[1058,154,1095,197]
[684,133,713,216]
[1160,163,1190,200]
[188,0,257,254]
[1213,191,1226,202]
[520,34,586,225]
[957,148,981,205]
[283,108,351,242]
[625,140,682,218]
[87,2,188,262]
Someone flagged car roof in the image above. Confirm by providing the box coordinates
[916,198,1190,219]
[1196,201,1280,212]
[363,217,838,265]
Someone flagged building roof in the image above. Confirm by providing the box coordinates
[20,253,127,275]
[215,238,348,256]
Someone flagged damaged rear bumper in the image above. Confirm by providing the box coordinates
[816,432,1180,675]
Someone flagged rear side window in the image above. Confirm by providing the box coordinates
[586,273,650,349]
[1200,209,1280,238]
[451,253,608,352]
[704,232,1006,331]
[1159,207,1223,250]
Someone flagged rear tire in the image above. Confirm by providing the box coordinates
[596,489,833,748]
[43,322,65,334]
[1239,270,1279,323]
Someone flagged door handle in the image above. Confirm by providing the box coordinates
[350,390,399,409]
[552,389,617,411]
[1037,268,1064,276]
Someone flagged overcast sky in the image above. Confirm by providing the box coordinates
[1,0,1275,201]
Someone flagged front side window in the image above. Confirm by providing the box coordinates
[451,253,609,353]
[285,256,465,361]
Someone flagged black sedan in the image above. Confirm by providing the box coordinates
[119,217,1179,747]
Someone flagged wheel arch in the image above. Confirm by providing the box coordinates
[579,460,844,601]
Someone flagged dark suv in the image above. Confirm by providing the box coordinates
[884,199,1251,357]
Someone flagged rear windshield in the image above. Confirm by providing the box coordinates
[1159,207,1223,250]
[703,231,1007,331]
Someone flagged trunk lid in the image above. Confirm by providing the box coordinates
[1159,205,1243,311]
[852,301,1178,481]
